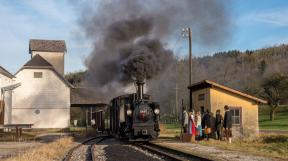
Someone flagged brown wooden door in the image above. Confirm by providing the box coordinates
[0,100,4,125]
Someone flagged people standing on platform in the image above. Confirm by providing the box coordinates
[188,111,196,140]
[195,111,202,140]
[201,111,205,139]
[210,112,216,138]
[223,105,233,143]
[183,110,188,133]
[203,110,211,140]
[215,109,223,140]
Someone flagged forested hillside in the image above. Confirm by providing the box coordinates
[147,44,288,114]
[66,44,288,115]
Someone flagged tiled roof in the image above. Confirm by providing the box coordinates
[188,80,267,104]
[70,88,107,106]
[29,39,67,53]
[23,54,53,67]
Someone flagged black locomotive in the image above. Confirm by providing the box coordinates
[93,81,160,141]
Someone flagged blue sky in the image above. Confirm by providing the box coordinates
[1,0,288,74]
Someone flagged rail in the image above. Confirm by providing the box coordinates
[134,142,212,161]
[63,135,109,161]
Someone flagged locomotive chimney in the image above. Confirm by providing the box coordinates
[136,80,145,100]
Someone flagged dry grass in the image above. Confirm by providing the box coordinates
[0,128,70,142]
[159,124,288,159]
[159,124,181,138]
[0,132,36,141]
[70,127,98,139]
[3,137,74,161]
[200,134,288,160]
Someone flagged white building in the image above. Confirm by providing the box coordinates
[1,39,73,128]
[0,66,14,87]
[0,66,15,125]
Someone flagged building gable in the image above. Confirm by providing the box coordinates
[23,54,53,67]
[16,55,73,88]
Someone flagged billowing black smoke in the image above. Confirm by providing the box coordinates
[120,38,173,82]
[78,0,232,99]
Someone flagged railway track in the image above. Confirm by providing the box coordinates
[134,142,212,161]
[64,136,212,161]
[63,135,108,161]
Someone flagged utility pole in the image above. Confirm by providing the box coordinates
[182,27,193,111]
[175,56,179,118]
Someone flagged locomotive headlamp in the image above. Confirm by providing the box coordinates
[154,108,160,115]
[126,109,132,116]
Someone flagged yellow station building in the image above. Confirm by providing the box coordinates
[188,80,267,137]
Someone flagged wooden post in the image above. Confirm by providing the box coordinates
[19,128,22,139]
[180,99,183,141]
[16,126,19,141]
[90,107,92,126]
[85,109,88,135]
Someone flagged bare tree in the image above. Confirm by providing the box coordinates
[260,73,288,121]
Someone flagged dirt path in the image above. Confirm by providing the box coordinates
[0,142,42,159]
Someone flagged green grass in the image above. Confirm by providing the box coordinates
[259,105,288,131]
[202,134,288,160]
[164,123,181,129]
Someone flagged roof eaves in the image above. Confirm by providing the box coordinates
[0,66,15,78]
[51,68,74,88]
[188,80,267,104]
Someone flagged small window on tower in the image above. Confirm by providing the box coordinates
[34,72,43,78]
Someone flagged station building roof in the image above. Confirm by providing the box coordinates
[70,87,108,107]
[188,80,267,104]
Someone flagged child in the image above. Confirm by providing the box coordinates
[195,111,202,140]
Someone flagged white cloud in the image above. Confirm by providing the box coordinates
[239,7,288,27]
[0,1,91,73]
[22,0,75,23]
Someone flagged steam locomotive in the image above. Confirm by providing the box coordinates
[93,81,160,141]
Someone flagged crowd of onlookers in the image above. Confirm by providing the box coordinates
[182,105,233,143]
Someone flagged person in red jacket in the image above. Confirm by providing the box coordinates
[188,111,196,141]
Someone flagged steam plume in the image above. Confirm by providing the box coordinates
[78,0,232,99]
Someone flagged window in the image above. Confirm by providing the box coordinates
[198,94,205,101]
[34,72,43,78]
[230,107,241,125]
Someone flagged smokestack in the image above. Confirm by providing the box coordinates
[136,80,145,100]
